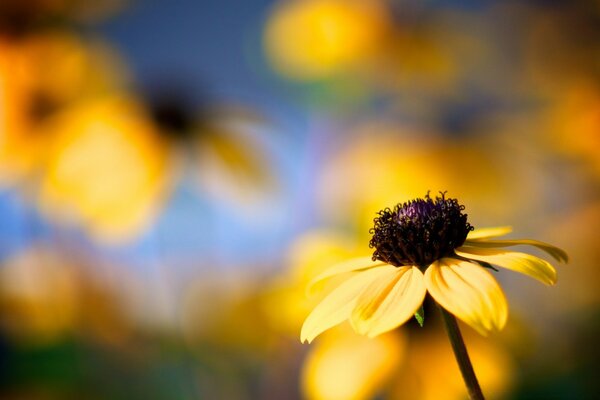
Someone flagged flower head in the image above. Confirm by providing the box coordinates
[301,193,568,342]
[370,193,473,267]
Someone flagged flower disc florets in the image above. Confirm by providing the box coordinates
[369,193,473,268]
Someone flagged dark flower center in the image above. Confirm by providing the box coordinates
[369,193,473,268]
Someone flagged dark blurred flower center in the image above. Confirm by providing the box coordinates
[150,98,195,138]
[369,193,473,268]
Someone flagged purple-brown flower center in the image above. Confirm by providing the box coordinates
[369,193,473,268]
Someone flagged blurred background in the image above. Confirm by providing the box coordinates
[0,0,598,398]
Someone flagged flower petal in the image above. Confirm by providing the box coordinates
[301,266,392,343]
[455,246,558,285]
[350,266,426,338]
[462,239,568,263]
[467,226,512,240]
[306,256,386,295]
[425,258,508,335]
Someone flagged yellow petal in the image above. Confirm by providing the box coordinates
[351,266,426,338]
[462,238,568,263]
[455,247,558,285]
[425,259,508,335]
[467,226,513,240]
[306,256,386,295]
[301,266,391,343]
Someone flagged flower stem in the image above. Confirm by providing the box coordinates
[438,305,485,400]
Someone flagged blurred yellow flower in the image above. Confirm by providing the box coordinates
[147,89,277,211]
[0,38,37,184]
[0,31,127,186]
[264,0,389,80]
[14,30,128,108]
[192,108,277,210]
[0,247,80,342]
[0,246,132,344]
[390,330,514,400]
[316,127,521,235]
[38,95,171,243]
[301,193,567,342]
[301,326,405,400]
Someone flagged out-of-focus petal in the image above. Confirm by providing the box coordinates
[301,327,405,400]
[350,266,426,338]
[301,266,390,343]
[467,226,513,240]
[462,238,568,263]
[286,230,363,284]
[194,122,277,210]
[306,256,386,295]
[391,329,514,400]
[455,247,558,286]
[425,258,508,335]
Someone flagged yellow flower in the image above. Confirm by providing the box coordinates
[0,31,127,186]
[301,193,567,342]
[38,95,171,243]
[389,330,514,400]
[264,0,389,80]
[301,326,405,400]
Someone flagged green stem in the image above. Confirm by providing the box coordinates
[438,305,485,400]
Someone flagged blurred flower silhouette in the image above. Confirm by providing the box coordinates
[316,127,525,237]
[389,330,514,400]
[190,106,277,210]
[37,95,171,243]
[301,326,404,400]
[301,193,567,342]
[0,30,127,186]
[264,0,390,80]
[0,247,80,342]
[1,24,276,245]
[0,38,35,184]
[146,84,277,210]
[301,328,514,400]
[0,246,132,344]
[0,5,276,245]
